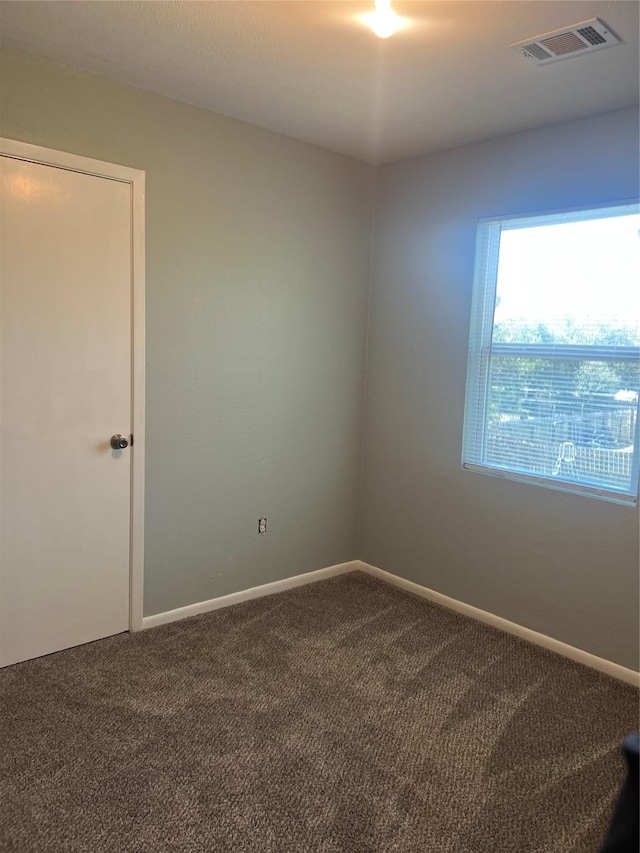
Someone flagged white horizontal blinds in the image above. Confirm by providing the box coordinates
[463,202,640,502]
[485,356,638,493]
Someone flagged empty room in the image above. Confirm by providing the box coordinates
[1,2,639,851]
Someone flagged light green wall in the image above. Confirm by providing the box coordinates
[0,49,376,616]
[2,49,638,668]
[360,107,640,670]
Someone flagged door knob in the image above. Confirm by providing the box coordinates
[110,434,129,450]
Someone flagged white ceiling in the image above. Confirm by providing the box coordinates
[1,1,638,164]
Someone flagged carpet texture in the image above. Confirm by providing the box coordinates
[1,571,638,852]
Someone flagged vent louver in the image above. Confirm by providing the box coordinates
[510,18,621,65]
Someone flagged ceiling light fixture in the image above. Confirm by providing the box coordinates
[363,0,405,39]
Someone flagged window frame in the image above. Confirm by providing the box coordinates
[462,200,640,506]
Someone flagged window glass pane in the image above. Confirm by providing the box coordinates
[493,214,640,346]
[486,356,639,493]
[462,203,640,502]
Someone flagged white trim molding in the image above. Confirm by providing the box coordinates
[1,137,146,635]
[355,561,640,687]
[142,556,638,686]
[142,561,358,629]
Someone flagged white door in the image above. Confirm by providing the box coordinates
[1,154,134,667]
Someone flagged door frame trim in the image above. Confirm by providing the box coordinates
[1,138,146,633]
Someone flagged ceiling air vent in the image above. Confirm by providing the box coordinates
[510,18,621,66]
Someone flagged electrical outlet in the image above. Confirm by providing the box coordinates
[258,517,267,535]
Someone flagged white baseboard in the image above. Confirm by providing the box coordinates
[142,561,358,629]
[141,557,639,687]
[355,560,640,687]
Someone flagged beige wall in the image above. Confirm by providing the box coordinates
[360,107,640,670]
[0,49,376,616]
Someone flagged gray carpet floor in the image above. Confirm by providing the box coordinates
[1,571,638,852]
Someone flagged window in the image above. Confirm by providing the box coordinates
[462,202,640,505]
